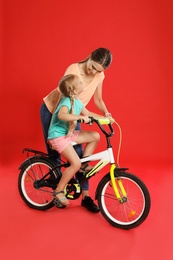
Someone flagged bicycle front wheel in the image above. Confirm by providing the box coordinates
[97,171,151,229]
[18,157,61,210]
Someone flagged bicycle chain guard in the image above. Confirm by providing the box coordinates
[64,178,82,200]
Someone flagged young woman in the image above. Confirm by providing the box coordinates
[40,47,114,212]
[48,74,103,206]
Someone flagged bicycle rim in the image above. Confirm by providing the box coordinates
[18,158,58,209]
[98,172,150,229]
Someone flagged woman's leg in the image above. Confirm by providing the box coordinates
[74,122,89,191]
[40,103,61,162]
[73,121,83,157]
[75,130,100,197]
[75,131,100,212]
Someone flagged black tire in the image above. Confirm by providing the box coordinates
[18,157,61,210]
[97,171,151,229]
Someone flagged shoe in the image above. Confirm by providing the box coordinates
[81,196,100,213]
[79,163,93,174]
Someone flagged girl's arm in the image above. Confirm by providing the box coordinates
[58,106,91,123]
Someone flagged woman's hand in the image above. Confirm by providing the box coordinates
[109,116,115,124]
[105,112,115,124]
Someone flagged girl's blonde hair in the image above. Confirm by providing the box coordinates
[57,74,78,135]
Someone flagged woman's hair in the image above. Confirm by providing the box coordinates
[79,47,112,69]
[90,48,112,69]
[58,74,78,135]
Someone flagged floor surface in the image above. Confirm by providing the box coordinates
[0,162,173,260]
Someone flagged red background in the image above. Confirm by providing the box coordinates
[1,1,173,259]
[1,0,173,168]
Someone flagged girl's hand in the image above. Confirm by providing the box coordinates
[79,116,90,123]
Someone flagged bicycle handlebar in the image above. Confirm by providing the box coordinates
[77,117,114,137]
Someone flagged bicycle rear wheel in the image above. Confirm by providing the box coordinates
[97,171,151,229]
[18,157,61,210]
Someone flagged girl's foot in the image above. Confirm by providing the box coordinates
[53,190,70,206]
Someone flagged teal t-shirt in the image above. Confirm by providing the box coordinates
[48,97,84,139]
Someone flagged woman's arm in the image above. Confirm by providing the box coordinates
[81,107,105,119]
[93,82,110,115]
[94,82,115,121]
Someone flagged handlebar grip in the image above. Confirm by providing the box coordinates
[77,117,94,124]
[77,119,85,123]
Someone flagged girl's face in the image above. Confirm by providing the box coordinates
[74,77,84,96]
[86,58,105,75]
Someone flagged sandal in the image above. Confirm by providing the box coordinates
[53,190,70,206]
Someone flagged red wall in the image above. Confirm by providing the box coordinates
[1,0,173,169]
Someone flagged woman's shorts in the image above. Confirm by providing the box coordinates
[48,131,80,154]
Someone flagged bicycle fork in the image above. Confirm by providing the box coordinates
[110,164,127,203]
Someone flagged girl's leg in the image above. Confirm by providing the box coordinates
[75,131,100,157]
[54,144,81,205]
[53,131,99,206]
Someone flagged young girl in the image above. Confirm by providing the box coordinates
[48,74,104,206]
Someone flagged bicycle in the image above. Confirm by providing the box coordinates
[18,117,151,230]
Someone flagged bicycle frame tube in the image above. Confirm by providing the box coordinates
[81,152,109,178]
[79,149,114,178]
[80,148,115,164]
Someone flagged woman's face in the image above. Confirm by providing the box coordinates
[86,59,105,75]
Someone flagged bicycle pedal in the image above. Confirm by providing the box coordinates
[53,199,66,208]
